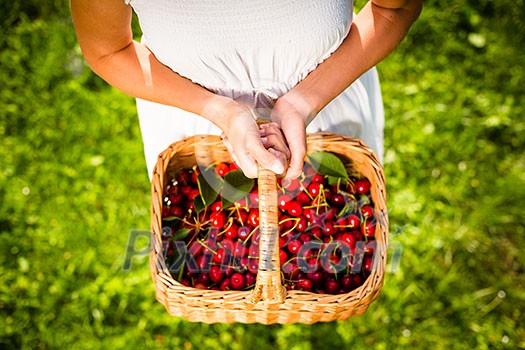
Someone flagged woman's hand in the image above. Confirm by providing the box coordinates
[270,91,315,187]
[213,99,287,178]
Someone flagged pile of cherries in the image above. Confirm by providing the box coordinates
[161,155,377,294]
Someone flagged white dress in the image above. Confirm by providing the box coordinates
[125,0,384,177]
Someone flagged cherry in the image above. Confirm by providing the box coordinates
[286,201,302,217]
[360,205,374,218]
[219,278,231,291]
[210,212,226,228]
[194,283,208,290]
[169,205,184,218]
[362,221,376,238]
[234,209,248,225]
[296,192,311,206]
[189,189,200,200]
[279,249,288,265]
[307,271,324,287]
[211,201,222,212]
[278,194,292,211]
[340,233,357,249]
[355,178,371,194]
[322,222,336,236]
[363,256,373,272]
[230,273,246,290]
[284,178,301,192]
[229,162,240,171]
[245,272,256,288]
[215,162,230,177]
[296,279,313,291]
[237,226,251,241]
[295,216,308,232]
[233,241,248,258]
[331,194,346,207]
[247,209,260,227]
[346,214,361,229]
[307,182,322,197]
[248,258,259,275]
[287,239,303,255]
[209,265,224,283]
[212,248,227,264]
[341,275,353,292]
[248,191,259,208]
[311,174,325,184]
[324,277,340,294]
[224,223,239,240]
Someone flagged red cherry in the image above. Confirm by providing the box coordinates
[211,201,222,212]
[245,272,257,288]
[296,192,311,206]
[286,201,302,217]
[233,241,248,258]
[340,233,357,249]
[224,223,239,240]
[234,209,248,225]
[307,182,322,197]
[215,162,230,177]
[248,209,260,227]
[284,178,301,192]
[341,275,353,292]
[188,241,203,256]
[311,174,325,184]
[282,261,300,279]
[355,178,371,194]
[230,273,246,290]
[209,265,224,283]
[237,226,251,241]
[296,216,308,232]
[307,271,324,287]
[210,212,226,228]
[193,283,208,290]
[229,162,240,171]
[248,244,259,258]
[362,221,376,238]
[322,222,336,236]
[363,256,373,272]
[324,277,340,294]
[335,217,347,230]
[219,278,231,291]
[331,194,346,207]
[360,205,374,218]
[189,189,200,200]
[248,191,259,208]
[346,214,361,229]
[287,240,303,255]
[278,194,292,211]
[296,279,312,291]
[279,249,288,265]
[248,258,259,275]
[169,206,184,218]
[220,238,235,253]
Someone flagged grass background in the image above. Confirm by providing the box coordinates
[1,0,524,348]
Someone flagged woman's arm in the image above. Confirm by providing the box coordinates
[70,0,287,178]
[272,0,423,186]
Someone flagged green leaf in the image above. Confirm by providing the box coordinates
[308,152,349,179]
[221,170,254,208]
[327,175,340,186]
[197,168,223,207]
[169,228,192,242]
[193,194,206,213]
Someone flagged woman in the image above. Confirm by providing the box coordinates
[70,0,422,185]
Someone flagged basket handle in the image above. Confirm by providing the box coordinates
[248,165,286,304]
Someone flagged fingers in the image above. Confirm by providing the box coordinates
[279,118,307,188]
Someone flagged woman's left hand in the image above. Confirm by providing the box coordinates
[271,92,315,187]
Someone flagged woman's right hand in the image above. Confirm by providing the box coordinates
[204,97,288,178]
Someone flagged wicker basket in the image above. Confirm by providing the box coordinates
[150,132,388,324]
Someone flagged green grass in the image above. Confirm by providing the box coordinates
[1,1,524,349]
